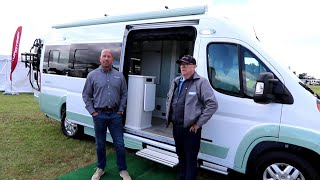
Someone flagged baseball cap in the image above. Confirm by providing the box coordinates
[176,55,196,65]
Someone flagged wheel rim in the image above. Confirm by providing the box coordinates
[263,163,305,180]
[64,117,78,136]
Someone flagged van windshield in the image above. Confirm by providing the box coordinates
[299,82,320,99]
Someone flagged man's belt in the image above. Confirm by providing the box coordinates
[96,107,118,112]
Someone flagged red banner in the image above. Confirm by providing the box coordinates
[10,26,23,81]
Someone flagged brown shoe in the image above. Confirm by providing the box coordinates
[119,170,132,180]
[91,168,105,180]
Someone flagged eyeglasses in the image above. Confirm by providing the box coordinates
[180,64,193,67]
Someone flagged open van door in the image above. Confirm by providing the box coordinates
[119,20,199,130]
[118,20,199,166]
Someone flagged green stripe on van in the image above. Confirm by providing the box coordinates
[69,111,230,156]
[234,125,279,173]
[279,125,320,154]
[200,141,229,159]
[233,136,278,173]
[233,125,320,174]
[67,111,93,126]
[39,93,66,120]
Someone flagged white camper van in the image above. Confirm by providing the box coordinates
[23,5,320,179]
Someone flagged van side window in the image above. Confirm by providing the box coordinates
[47,49,69,75]
[242,48,268,97]
[49,50,59,64]
[43,43,121,78]
[207,43,240,95]
[69,49,90,78]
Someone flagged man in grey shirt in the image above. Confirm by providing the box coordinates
[82,49,131,180]
[166,55,218,180]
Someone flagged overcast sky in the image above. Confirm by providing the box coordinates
[1,0,319,77]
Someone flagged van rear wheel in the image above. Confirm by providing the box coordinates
[61,109,83,138]
[250,151,319,180]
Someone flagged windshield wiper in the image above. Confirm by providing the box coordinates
[299,82,320,99]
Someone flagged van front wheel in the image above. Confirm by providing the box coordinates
[61,111,83,138]
[250,151,319,180]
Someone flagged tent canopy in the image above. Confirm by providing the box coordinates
[0,55,33,93]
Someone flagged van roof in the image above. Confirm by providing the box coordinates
[52,5,207,29]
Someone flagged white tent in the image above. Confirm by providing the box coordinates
[0,55,33,93]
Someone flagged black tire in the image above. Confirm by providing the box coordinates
[249,151,319,180]
[61,108,83,138]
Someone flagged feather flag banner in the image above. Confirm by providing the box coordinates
[10,26,22,81]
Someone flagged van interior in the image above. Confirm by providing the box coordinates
[122,26,196,143]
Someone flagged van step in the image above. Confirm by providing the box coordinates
[200,161,229,175]
[136,145,178,167]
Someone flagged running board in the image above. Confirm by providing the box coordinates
[200,161,229,175]
[136,145,178,167]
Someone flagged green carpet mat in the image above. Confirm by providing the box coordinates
[56,152,178,180]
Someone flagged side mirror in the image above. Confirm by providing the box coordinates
[254,72,278,103]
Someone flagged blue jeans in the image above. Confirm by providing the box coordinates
[93,111,127,171]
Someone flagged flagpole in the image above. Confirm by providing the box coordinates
[10,77,14,95]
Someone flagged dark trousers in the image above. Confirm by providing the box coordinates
[93,111,127,171]
[173,125,201,180]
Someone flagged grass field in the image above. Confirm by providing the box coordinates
[0,93,98,179]
[310,85,320,94]
[1,85,319,180]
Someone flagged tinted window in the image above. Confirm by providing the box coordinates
[44,46,70,75]
[242,48,267,97]
[43,43,121,78]
[207,43,240,95]
[207,43,270,98]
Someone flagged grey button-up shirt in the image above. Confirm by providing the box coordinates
[82,66,128,115]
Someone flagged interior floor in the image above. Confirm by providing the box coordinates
[143,117,173,138]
